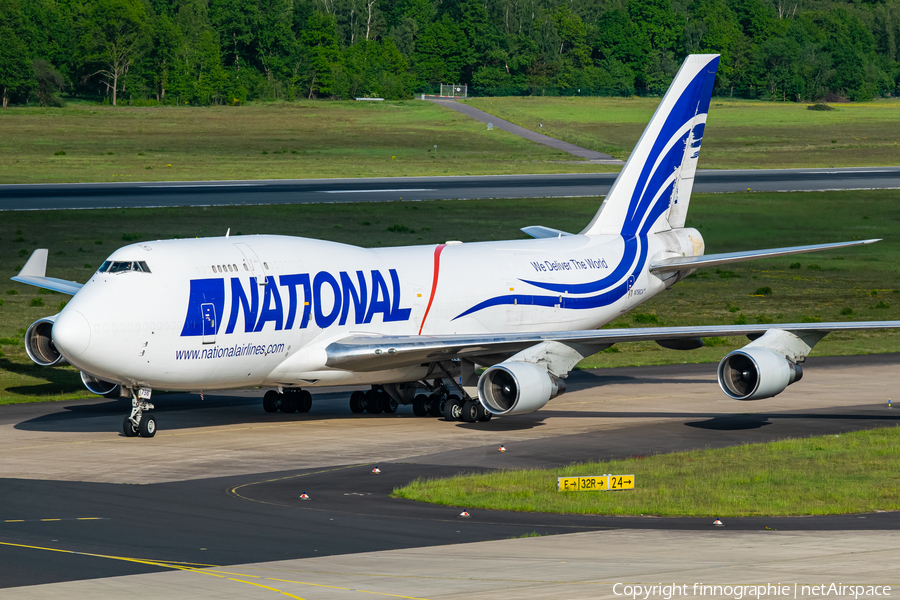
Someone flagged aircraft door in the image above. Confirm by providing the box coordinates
[201,303,217,344]
[506,282,532,326]
[411,287,425,325]
[234,243,269,286]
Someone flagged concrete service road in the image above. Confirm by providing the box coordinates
[1,167,899,211]
[1,354,898,597]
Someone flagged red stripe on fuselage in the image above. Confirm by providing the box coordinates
[418,244,447,335]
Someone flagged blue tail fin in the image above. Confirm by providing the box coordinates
[581,54,720,236]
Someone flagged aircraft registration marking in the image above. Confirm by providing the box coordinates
[557,475,634,491]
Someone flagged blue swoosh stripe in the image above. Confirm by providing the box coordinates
[624,61,717,236]
[519,236,639,294]
[453,239,649,320]
[455,56,719,320]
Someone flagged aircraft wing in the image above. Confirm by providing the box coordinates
[650,239,879,274]
[325,321,900,372]
[11,249,84,296]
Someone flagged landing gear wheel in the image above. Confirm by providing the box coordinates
[263,390,279,413]
[426,393,442,417]
[126,393,155,437]
[443,395,462,421]
[298,390,312,413]
[123,417,139,437]
[461,400,479,423]
[365,390,384,414]
[138,415,157,438]
[478,406,493,422]
[383,396,398,413]
[413,394,428,417]
[279,393,296,413]
[349,390,366,413]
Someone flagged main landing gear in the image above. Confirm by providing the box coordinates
[427,391,491,423]
[346,384,492,422]
[349,387,398,414]
[262,388,313,414]
[123,389,156,438]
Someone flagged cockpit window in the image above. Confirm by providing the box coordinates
[99,261,151,274]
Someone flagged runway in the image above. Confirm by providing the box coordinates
[1,167,898,210]
[1,354,898,595]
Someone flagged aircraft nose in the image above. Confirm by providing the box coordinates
[52,309,91,357]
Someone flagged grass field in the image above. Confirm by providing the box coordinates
[464,96,900,168]
[2,97,900,184]
[0,188,897,404]
[392,427,900,516]
[0,100,607,185]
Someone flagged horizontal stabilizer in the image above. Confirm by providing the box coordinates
[521,226,574,239]
[650,239,880,274]
[12,249,84,295]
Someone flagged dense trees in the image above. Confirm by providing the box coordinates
[1,0,899,105]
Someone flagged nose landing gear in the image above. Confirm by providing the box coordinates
[123,388,156,438]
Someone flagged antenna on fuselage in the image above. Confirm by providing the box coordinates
[225,228,231,238]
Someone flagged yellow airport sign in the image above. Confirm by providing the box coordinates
[609,474,635,490]
[557,475,635,492]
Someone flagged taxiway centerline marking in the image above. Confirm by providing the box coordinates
[2,517,108,523]
[228,463,369,507]
[0,540,438,599]
[322,189,435,193]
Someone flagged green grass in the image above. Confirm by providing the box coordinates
[0,188,897,404]
[3,98,900,184]
[393,427,900,516]
[581,187,900,368]
[0,101,618,184]
[464,96,900,168]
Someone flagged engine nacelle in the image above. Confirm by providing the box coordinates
[24,316,66,366]
[477,362,566,416]
[717,347,803,401]
[80,371,121,397]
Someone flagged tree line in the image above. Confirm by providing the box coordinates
[1,0,898,107]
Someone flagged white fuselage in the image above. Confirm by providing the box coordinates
[51,230,700,391]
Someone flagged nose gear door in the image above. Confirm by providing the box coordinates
[201,303,216,344]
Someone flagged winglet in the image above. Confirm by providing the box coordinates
[19,249,49,278]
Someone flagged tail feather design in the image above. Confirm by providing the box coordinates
[452,55,721,321]
[581,54,720,237]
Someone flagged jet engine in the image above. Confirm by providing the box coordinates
[477,362,566,416]
[717,347,803,400]
[24,316,66,366]
[80,371,121,397]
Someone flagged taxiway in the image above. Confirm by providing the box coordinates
[1,354,898,596]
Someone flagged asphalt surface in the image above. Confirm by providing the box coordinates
[425,98,621,161]
[1,355,898,589]
[1,167,898,211]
